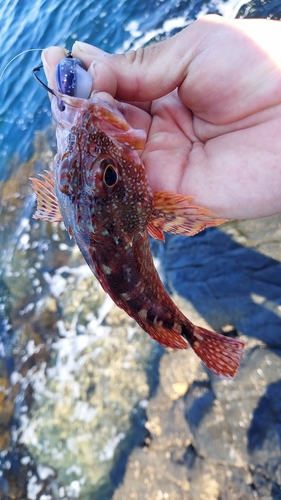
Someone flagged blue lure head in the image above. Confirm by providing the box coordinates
[33,51,92,99]
[55,54,92,98]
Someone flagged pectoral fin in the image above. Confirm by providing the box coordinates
[148,191,227,238]
[30,170,63,222]
[147,223,165,241]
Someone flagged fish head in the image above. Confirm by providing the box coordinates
[51,92,154,244]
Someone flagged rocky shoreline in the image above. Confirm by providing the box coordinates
[0,132,281,499]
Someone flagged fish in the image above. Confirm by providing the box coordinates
[31,78,244,379]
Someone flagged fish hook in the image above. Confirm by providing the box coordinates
[32,51,73,96]
[32,64,55,96]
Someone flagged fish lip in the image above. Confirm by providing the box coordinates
[51,92,113,129]
[52,90,113,111]
[51,91,90,131]
[52,91,126,121]
[52,89,89,109]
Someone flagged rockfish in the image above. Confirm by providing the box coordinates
[31,73,244,378]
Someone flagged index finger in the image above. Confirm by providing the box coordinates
[42,46,68,91]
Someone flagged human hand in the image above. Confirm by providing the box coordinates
[42,15,281,219]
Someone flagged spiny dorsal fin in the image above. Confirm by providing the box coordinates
[30,170,63,222]
[149,191,227,238]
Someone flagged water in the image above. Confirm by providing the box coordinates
[0,0,281,498]
[0,0,249,176]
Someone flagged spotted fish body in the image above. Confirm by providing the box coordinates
[31,90,244,378]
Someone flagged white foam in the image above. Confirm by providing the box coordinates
[70,401,97,423]
[120,0,251,54]
[27,475,43,500]
[98,428,125,462]
[218,0,250,18]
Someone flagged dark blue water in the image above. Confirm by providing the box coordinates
[0,0,251,182]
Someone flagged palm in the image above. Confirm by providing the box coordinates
[119,17,281,218]
[139,89,281,219]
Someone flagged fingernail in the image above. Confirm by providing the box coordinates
[42,48,51,72]
[73,40,107,57]
[73,41,89,52]
[88,61,98,79]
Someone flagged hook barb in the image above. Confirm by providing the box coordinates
[32,64,56,96]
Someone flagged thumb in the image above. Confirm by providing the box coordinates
[72,22,201,102]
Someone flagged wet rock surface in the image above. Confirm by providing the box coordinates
[114,222,281,500]
[0,135,281,499]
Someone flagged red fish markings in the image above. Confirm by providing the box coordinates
[31,91,244,378]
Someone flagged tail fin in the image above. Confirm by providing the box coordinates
[191,326,244,379]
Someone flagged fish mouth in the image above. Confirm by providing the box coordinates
[51,92,86,125]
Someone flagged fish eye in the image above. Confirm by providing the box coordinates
[102,160,118,188]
